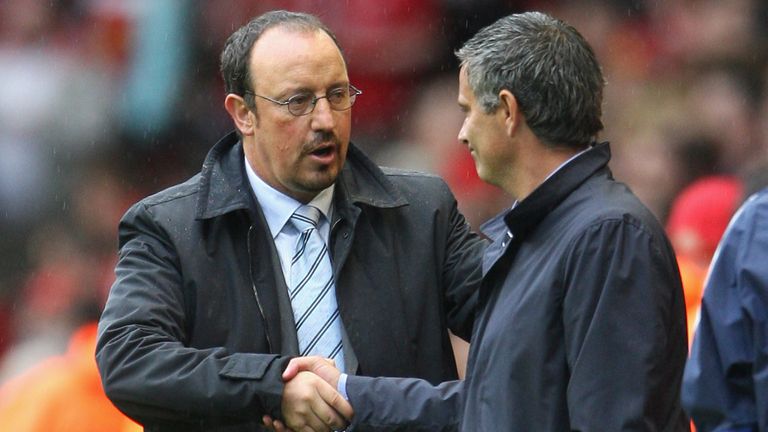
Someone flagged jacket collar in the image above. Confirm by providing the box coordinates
[482,141,612,239]
[195,131,407,220]
[336,144,407,209]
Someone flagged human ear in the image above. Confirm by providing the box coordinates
[224,94,256,135]
[498,90,519,137]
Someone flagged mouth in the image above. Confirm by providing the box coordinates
[307,142,338,164]
[311,145,334,157]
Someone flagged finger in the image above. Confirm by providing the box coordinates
[283,373,337,431]
[311,362,341,388]
[296,377,349,431]
[307,393,346,430]
[271,419,290,432]
[283,357,315,381]
[314,379,354,424]
[283,361,299,381]
[285,408,328,432]
[262,415,275,430]
[304,409,331,432]
[262,415,291,432]
[283,356,326,381]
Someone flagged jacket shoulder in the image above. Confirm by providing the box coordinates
[576,177,660,225]
[548,176,670,256]
[380,167,457,208]
[379,166,451,193]
[736,187,768,225]
[138,174,201,209]
[120,174,202,234]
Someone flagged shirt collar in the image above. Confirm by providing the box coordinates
[544,146,591,183]
[244,154,334,239]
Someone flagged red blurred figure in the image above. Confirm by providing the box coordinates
[666,175,743,343]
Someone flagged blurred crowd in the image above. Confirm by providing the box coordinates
[0,0,767,420]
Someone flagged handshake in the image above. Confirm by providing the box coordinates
[263,357,354,432]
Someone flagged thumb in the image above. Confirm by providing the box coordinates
[282,356,326,381]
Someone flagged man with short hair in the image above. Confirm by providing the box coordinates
[279,11,689,431]
[96,10,484,432]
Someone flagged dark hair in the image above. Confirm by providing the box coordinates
[456,12,605,149]
[220,10,343,101]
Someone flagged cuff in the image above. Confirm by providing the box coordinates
[337,373,349,401]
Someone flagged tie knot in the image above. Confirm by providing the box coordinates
[291,205,321,231]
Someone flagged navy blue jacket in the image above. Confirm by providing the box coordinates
[346,143,689,431]
[683,188,768,432]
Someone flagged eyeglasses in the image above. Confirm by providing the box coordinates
[245,85,362,116]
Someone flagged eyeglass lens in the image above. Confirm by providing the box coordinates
[288,87,359,115]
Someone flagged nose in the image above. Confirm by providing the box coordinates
[458,119,469,146]
[310,97,336,131]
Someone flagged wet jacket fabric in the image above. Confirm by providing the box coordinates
[95,131,485,431]
[682,188,768,432]
[346,142,690,431]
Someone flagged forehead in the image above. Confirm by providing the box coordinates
[249,26,348,91]
[458,65,474,104]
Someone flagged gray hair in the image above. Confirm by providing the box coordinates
[220,10,343,102]
[456,12,604,149]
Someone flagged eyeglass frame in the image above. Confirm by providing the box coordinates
[244,84,362,116]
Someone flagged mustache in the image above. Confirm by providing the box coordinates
[305,131,340,150]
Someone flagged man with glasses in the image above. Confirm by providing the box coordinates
[95,10,485,432]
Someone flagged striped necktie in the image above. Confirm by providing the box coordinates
[288,205,345,372]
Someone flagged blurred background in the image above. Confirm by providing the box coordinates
[0,0,767,407]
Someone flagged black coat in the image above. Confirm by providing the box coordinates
[95,131,485,431]
[345,143,689,431]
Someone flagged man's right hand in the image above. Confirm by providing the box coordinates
[283,356,343,389]
[281,369,352,432]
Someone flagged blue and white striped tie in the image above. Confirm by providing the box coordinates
[289,205,345,372]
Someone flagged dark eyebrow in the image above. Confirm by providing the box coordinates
[277,87,313,100]
[327,81,349,91]
[279,82,349,99]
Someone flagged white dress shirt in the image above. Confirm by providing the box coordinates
[243,155,335,286]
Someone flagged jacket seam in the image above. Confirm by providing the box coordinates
[141,188,199,209]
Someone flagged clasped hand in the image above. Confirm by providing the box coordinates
[263,356,353,432]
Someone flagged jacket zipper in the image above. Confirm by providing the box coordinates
[247,225,272,351]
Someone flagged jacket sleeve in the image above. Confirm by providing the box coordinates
[437,182,486,341]
[682,192,768,432]
[345,375,463,431]
[561,218,689,431]
[95,202,290,426]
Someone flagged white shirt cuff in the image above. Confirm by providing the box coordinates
[337,373,349,400]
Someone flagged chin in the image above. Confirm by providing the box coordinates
[304,173,337,192]
[476,169,494,186]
